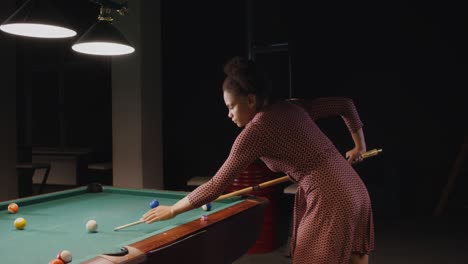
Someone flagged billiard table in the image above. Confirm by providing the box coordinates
[0,184,266,264]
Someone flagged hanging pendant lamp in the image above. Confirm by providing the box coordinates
[72,5,134,56]
[0,0,76,39]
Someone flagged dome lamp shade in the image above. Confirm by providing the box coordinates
[0,0,76,38]
[72,20,134,56]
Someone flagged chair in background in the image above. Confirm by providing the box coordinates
[16,162,51,197]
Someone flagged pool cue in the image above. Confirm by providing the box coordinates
[114,148,383,230]
[214,175,290,201]
[114,219,144,231]
[214,148,383,202]
[361,148,383,159]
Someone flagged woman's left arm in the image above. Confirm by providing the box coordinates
[291,97,367,164]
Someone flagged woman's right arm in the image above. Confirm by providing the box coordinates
[186,125,268,208]
[142,124,269,224]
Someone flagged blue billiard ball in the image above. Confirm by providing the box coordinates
[149,199,159,208]
[201,203,212,211]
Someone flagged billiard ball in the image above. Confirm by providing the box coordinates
[14,217,26,230]
[200,215,208,222]
[8,203,18,213]
[48,258,65,264]
[56,250,72,263]
[149,199,159,209]
[86,219,98,233]
[201,203,212,211]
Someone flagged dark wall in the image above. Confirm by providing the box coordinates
[162,1,468,218]
[394,5,468,216]
[161,1,248,189]
[15,0,112,162]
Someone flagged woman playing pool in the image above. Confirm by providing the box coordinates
[142,56,374,264]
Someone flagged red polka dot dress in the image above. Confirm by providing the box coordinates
[188,97,374,264]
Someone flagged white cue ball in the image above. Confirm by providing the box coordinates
[86,219,98,233]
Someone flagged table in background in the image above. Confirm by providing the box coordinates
[16,162,51,197]
[0,184,266,264]
[85,162,113,186]
[32,147,92,186]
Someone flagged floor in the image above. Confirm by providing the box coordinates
[234,244,292,264]
[234,215,468,264]
[36,185,468,264]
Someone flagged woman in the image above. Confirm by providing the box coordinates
[142,56,374,264]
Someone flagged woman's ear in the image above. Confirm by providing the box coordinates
[247,94,257,109]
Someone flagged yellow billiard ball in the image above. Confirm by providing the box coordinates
[14,217,26,230]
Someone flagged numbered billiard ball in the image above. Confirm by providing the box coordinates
[14,217,26,230]
[86,219,98,233]
[201,203,212,211]
[8,203,18,213]
[48,259,65,264]
[149,199,159,209]
[56,249,72,263]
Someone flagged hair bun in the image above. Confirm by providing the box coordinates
[223,56,250,78]
[222,56,271,106]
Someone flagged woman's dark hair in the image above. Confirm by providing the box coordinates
[223,56,272,108]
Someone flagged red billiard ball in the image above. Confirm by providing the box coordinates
[8,203,18,213]
[48,258,65,264]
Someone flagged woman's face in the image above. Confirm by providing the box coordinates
[223,89,257,128]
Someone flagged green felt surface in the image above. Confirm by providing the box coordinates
[0,186,241,263]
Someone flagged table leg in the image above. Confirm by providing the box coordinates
[17,168,34,198]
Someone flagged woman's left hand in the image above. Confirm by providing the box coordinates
[346,147,366,164]
[142,205,175,223]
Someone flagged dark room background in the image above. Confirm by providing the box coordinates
[12,0,468,219]
[162,0,468,218]
[15,0,112,162]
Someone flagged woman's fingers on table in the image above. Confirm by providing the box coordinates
[142,206,174,223]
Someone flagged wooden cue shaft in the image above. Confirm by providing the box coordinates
[114,219,144,231]
[214,148,383,201]
[214,176,290,201]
